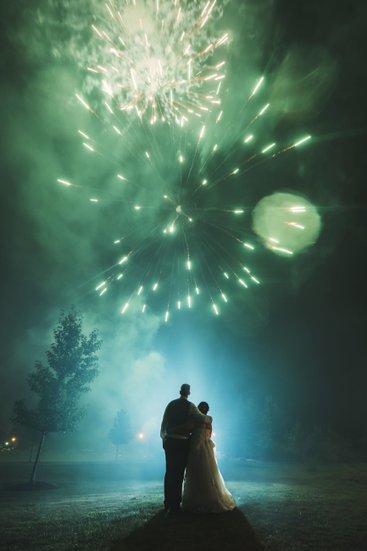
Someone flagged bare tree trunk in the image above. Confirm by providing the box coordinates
[28,442,35,463]
[30,431,46,483]
[115,444,119,461]
[28,431,37,463]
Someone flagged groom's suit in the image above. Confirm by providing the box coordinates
[161,396,198,511]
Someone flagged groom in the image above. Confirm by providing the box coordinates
[160,383,199,512]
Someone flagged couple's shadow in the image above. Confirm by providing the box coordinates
[111,507,264,550]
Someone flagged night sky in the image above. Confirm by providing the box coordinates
[1,0,366,457]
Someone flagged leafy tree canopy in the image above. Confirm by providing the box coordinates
[13,309,102,434]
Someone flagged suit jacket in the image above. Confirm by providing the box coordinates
[160,397,199,440]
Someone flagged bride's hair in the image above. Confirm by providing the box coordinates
[198,401,209,414]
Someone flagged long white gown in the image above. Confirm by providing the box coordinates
[182,414,236,513]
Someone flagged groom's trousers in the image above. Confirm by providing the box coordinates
[163,437,190,510]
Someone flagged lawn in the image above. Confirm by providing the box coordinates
[0,461,366,550]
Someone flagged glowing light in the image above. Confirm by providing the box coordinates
[99,287,107,296]
[177,300,181,310]
[293,135,312,147]
[165,310,169,322]
[78,130,91,140]
[271,246,293,255]
[244,243,255,250]
[142,304,147,313]
[104,101,114,114]
[83,142,95,152]
[261,143,276,154]
[137,286,143,295]
[118,256,128,265]
[84,0,228,126]
[89,198,99,202]
[244,134,254,144]
[258,103,270,116]
[137,433,145,440]
[221,293,228,303]
[238,278,248,288]
[153,282,159,291]
[233,209,244,214]
[287,222,305,230]
[75,93,92,111]
[116,273,123,280]
[121,302,129,314]
[212,303,219,315]
[224,272,229,279]
[187,294,192,308]
[231,168,239,175]
[117,174,128,181]
[252,193,321,256]
[243,266,260,284]
[250,76,264,97]
[290,206,307,213]
[187,259,192,270]
[57,179,73,187]
[195,286,200,295]
[216,110,223,123]
[113,125,122,136]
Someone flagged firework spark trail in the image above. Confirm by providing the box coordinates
[197,74,312,193]
[84,0,229,126]
[87,135,261,318]
[59,59,314,320]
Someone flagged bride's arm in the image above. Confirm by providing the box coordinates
[169,409,206,434]
[168,417,195,434]
[205,415,213,438]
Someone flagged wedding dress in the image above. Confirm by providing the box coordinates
[182,414,236,513]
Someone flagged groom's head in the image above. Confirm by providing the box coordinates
[180,384,190,398]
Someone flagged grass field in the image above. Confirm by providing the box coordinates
[0,461,366,550]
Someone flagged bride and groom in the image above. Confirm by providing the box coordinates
[160,383,236,514]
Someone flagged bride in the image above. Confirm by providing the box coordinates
[182,401,236,513]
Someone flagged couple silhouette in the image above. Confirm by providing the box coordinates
[160,384,235,514]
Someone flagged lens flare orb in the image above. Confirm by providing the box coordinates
[252,192,321,256]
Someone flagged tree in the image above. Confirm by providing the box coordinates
[108,409,132,460]
[13,310,102,483]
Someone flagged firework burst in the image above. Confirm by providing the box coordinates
[83,0,229,125]
[58,72,313,320]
